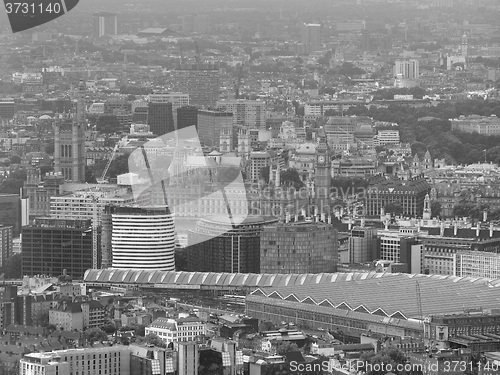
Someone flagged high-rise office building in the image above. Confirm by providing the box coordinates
[110,206,176,271]
[172,64,220,108]
[260,221,338,274]
[216,99,266,129]
[177,106,198,130]
[301,23,322,54]
[21,218,94,279]
[92,12,118,38]
[178,342,199,375]
[147,92,190,130]
[147,102,175,136]
[54,80,86,183]
[186,216,279,273]
[197,110,233,147]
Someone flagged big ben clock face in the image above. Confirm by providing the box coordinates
[318,155,325,164]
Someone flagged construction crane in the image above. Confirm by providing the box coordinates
[416,281,426,343]
[98,144,119,184]
[178,42,184,68]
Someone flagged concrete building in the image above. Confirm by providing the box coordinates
[377,227,424,273]
[178,342,199,375]
[249,151,281,183]
[177,105,198,131]
[110,206,176,271]
[376,130,400,145]
[260,221,338,274]
[217,99,266,129]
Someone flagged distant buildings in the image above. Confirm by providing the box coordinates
[172,64,220,108]
[451,114,500,135]
[110,206,176,271]
[301,23,322,54]
[21,218,93,279]
[260,221,338,274]
[394,59,420,88]
[92,12,118,38]
[217,99,266,129]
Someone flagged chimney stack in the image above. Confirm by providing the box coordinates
[348,219,352,231]
[490,222,494,238]
[476,224,480,237]
[385,220,389,231]
[440,221,445,237]
[328,215,332,224]
[483,210,488,222]
[361,217,366,227]
[321,213,325,222]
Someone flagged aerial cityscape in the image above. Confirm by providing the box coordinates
[1,0,500,374]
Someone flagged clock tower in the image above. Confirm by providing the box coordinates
[314,133,331,214]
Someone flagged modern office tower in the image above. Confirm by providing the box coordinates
[177,106,198,130]
[216,99,266,128]
[349,226,378,264]
[21,218,94,279]
[92,12,118,38]
[172,64,220,108]
[260,221,338,274]
[147,102,175,136]
[178,342,199,375]
[186,216,279,273]
[197,110,233,147]
[0,226,12,268]
[0,194,21,236]
[301,23,322,54]
[20,347,130,375]
[54,80,86,183]
[110,206,176,271]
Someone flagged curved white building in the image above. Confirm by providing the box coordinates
[111,206,176,271]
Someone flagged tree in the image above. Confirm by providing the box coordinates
[135,324,146,337]
[280,168,304,190]
[276,341,299,355]
[145,333,166,348]
[0,254,22,279]
[101,323,117,335]
[259,165,270,182]
[259,321,276,332]
[84,327,108,344]
[9,155,21,165]
[384,202,403,216]
[359,346,408,375]
[431,201,442,218]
